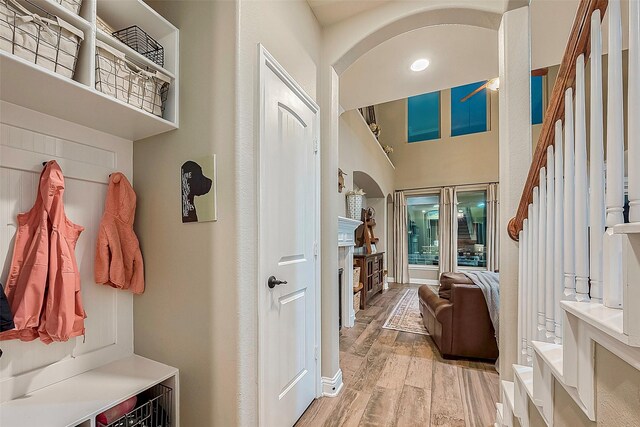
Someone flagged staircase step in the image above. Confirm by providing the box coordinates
[532,341,563,379]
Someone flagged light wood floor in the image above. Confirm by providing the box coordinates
[296,283,499,427]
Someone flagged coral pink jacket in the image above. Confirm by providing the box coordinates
[95,173,144,294]
[0,161,85,343]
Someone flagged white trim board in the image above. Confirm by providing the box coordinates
[409,278,439,286]
[321,369,344,397]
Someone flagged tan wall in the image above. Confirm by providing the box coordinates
[339,109,395,258]
[376,88,500,190]
[134,0,321,425]
[235,0,322,422]
[512,344,640,427]
[595,345,640,426]
[133,1,239,425]
[338,110,395,212]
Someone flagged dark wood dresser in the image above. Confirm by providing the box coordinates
[354,252,384,309]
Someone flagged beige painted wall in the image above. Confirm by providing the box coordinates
[510,346,640,427]
[134,0,321,425]
[338,109,395,258]
[596,345,640,426]
[376,88,500,190]
[133,1,239,425]
[235,0,321,423]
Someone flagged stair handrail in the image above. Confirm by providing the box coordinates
[507,0,609,241]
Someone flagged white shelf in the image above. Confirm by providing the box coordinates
[560,300,639,346]
[96,28,175,78]
[0,0,179,140]
[513,364,534,399]
[502,380,515,412]
[531,341,563,379]
[0,51,176,140]
[28,0,93,33]
[0,355,178,427]
[613,222,640,234]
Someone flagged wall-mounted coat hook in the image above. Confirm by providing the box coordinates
[42,161,48,166]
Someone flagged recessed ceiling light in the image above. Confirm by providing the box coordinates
[410,58,430,72]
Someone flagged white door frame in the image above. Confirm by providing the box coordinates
[257,44,322,427]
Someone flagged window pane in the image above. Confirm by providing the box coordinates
[531,75,544,125]
[408,92,440,142]
[457,190,487,269]
[407,194,440,266]
[451,81,488,137]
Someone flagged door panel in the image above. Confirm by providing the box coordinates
[259,47,319,427]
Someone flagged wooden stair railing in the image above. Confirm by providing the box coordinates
[507,0,608,242]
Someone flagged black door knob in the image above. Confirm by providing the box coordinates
[268,276,288,289]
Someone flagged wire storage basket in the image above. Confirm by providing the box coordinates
[0,0,84,79]
[54,0,82,15]
[99,383,173,427]
[95,40,170,118]
[112,25,164,67]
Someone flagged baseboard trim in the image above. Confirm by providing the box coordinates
[387,276,395,283]
[409,278,439,285]
[321,369,343,397]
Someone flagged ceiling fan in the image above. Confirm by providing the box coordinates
[459,68,549,103]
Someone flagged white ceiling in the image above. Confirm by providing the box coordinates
[338,0,631,110]
[307,0,393,27]
[340,24,499,110]
[307,0,523,27]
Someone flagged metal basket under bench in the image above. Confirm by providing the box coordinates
[98,383,173,427]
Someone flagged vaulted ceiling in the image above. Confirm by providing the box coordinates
[307,0,528,27]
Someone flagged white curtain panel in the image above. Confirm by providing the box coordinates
[393,191,410,283]
[439,187,458,275]
[487,183,500,272]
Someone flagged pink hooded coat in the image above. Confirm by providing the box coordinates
[0,161,85,344]
[95,173,144,294]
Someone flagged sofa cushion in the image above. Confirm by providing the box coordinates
[439,272,473,299]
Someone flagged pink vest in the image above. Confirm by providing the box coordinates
[0,161,85,344]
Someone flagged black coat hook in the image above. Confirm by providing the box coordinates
[42,161,48,166]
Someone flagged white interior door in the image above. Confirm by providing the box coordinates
[258,46,319,427]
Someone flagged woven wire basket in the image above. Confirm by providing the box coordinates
[95,40,170,117]
[55,0,82,14]
[112,25,164,67]
[101,384,173,427]
[0,0,83,79]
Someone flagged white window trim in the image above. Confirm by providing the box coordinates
[408,264,440,271]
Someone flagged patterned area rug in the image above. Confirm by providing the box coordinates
[382,287,430,336]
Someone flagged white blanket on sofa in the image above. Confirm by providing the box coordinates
[462,271,500,345]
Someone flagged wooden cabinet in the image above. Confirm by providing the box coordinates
[354,252,384,309]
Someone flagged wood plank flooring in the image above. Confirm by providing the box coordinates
[296,283,499,427]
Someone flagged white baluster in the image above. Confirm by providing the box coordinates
[564,88,576,301]
[545,146,555,342]
[554,121,564,343]
[527,203,534,365]
[519,225,526,363]
[575,54,590,302]
[532,188,541,346]
[538,168,547,339]
[606,0,625,227]
[629,0,640,222]
[590,10,605,304]
[604,0,625,308]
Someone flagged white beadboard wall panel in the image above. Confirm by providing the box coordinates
[0,101,134,402]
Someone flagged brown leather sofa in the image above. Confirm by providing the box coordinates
[418,272,499,360]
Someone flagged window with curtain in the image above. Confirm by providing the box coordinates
[456,190,488,269]
[407,194,440,266]
[407,91,440,142]
[450,81,488,137]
